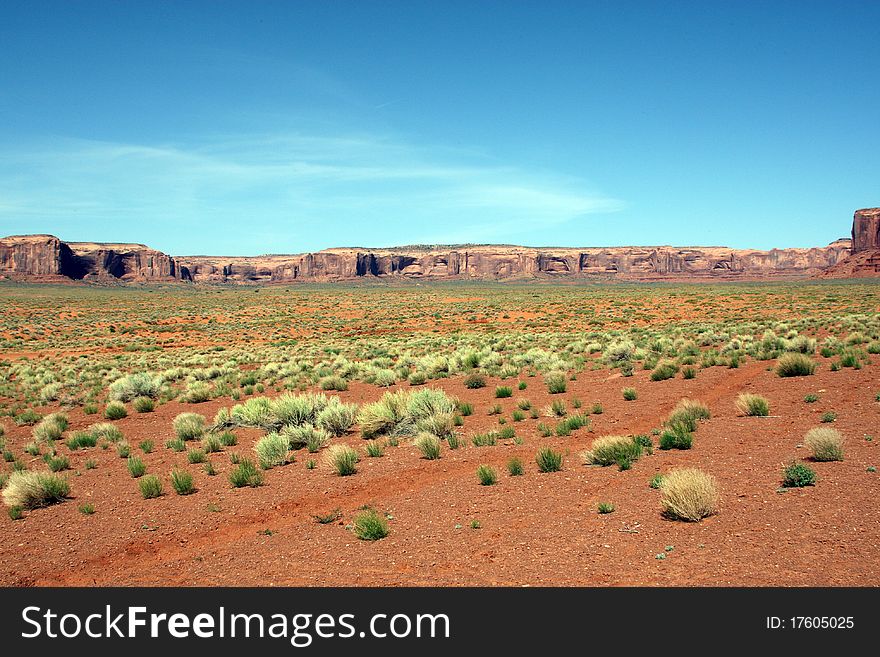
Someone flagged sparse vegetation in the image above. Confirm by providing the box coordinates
[660,468,719,521]
[736,393,770,417]
[229,458,264,488]
[536,447,563,472]
[138,475,163,499]
[782,462,816,487]
[804,427,844,461]
[324,444,359,476]
[353,509,389,540]
[476,464,497,485]
[2,471,70,509]
[776,353,817,377]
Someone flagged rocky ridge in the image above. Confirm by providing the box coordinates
[2,208,877,283]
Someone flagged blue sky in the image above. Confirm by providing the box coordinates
[0,1,877,255]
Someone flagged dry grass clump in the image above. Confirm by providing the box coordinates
[324,444,360,476]
[804,427,844,461]
[358,388,457,439]
[666,399,710,431]
[776,353,817,377]
[2,471,70,509]
[582,435,642,467]
[660,468,719,522]
[735,393,770,417]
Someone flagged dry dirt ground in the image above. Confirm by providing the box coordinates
[2,357,878,586]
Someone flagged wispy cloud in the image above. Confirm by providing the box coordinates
[0,133,623,253]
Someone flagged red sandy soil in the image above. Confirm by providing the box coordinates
[1,359,879,587]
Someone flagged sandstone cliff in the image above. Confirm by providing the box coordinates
[2,207,876,284]
[0,236,186,282]
[852,208,880,253]
[175,241,852,283]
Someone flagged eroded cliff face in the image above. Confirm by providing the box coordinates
[852,208,880,253]
[176,241,853,283]
[0,217,868,284]
[0,236,187,281]
[0,235,68,277]
[64,242,185,281]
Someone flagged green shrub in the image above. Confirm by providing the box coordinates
[735,393,770,417]
[108,373,160,402]
[133,397,155,413]
[447,433,462,449]
[46,454,70,472]
[15,410,42,426]
[89,423,123,443]
[358,388,457,439]
[682,366,697,379]
[320,375,349,391]
[324,444,359,476]
[821,411,837,423]
[33,414,67,442]
[495,386,513,398]
[597,502,615,514]
[254,433,289,469]
[218,431,238,447]
[2,471,69,509]
[804,394,819,403]
[116,441,131,458]
[104,401,128,420]
[171,469,195,495]
[650,360,679,381]
[507,457,524,476]
[173,413,206,441]
[667,398,710,430]
[457,402,473,416]
[649,474,664,489]
[78,503,95,515]
[782,462,816,487]
[545,371,567,394]
[202,435,221,453]
[536,447,563,473]
[365,440,384,457]
[407,371,427,386]
[659,425,693,450]
[585,435,642,466]
[315,400,358,436]
[166,437,185,452]
[512,410,525,422]
[804,427,844,461]
[66,431,97,450]
[776,353,816,377]
[414,432,442,460]
[463,373,486,389]
[138,475,163,499]
[229,458,264,487]
[353,509,389,540]
[622,387,638,401]
[281,423,330,452]
[476,465,497,486]
[187,448,207,464]
[660,468,719,521]
[471,431,497,447]
[127,456,146,478]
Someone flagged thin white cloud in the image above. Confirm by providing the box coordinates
[0,133,623,252]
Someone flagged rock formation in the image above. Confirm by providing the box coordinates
[175,242,852,283]
[2,208,876,283]
[852,208,880,253]
[0,236,187,282]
